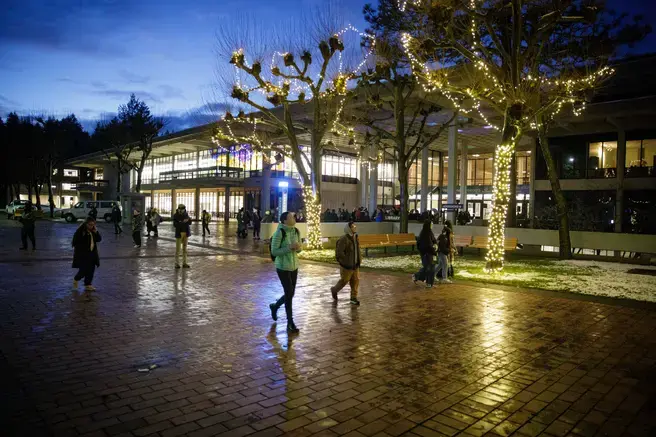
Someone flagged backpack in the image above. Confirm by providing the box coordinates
[270,228,299,261]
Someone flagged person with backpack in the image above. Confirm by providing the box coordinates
[173,204,191,268]
[436,227,452,284]
[331,221,362,305]
[111,204,122,235]
[412,220,437,288]
[72,217,101,293]
[268,211,302,333]
[201,209,211,237]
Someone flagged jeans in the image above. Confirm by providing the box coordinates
[275,269,298,323]
[74,264,96,286]
[132,231,141,247]
[331,267,360,298]
[202,223,210,236]
[176,234,188,265]
[414,253,435,285]
[436,253,449,281]
[114,221,122,234]
[21,227,35,249]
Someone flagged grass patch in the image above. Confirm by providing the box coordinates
[299,250,656,302]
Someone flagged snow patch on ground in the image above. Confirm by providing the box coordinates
[300,250,656,303]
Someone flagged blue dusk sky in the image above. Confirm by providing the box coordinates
[0,0,654,132]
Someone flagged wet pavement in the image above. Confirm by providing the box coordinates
[1,218,656,437]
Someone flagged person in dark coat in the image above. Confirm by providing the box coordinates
[412,220,437,288]
[252,208,262,240]
[88,204,98,220]
[145,208,154,237]
[72,217,102,293]
[132,209,143,248]
[173,204,191,268]
[111,204,122,235]
[19,201,36,251]
[330,222,362,305]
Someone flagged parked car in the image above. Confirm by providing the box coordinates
[61,201,120,223]
[14,206,44,220]
[6,199,29,219]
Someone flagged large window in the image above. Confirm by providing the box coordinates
[199,190,218,217]
[626,139,656,177]
[516,152,531,185]
[152,191,172,216]
[174,153,197,171]
[323,154,357,179]
[176,191,195,218]
[588,142,617,178]
[153,157,173,184]
[63,169,79,177]
[466,154,493,185]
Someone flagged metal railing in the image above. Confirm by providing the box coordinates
[625,166,656,178]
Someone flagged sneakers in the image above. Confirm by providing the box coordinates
[134,245,141,248]
[425,283,433,289]
[412,274,419,285]
[269,303,278,321]
[84,285,96,292]
[442,279,453,284]
[350,298,361,306]
[331,287,338,301]
[182,264,190,268]
[175,264,181,269]
[72,280,79,290]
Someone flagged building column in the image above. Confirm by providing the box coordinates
[194,187,200,220]
[438,151,444,216]
[529,137,537,228]
[368,163,378,214]
[420,147,429,212]
[360,162,369,208]
[171,189,177,217]
[615,128,626,233]
[224,186,231,223]
[262,166,271,212]
[459,139,468,213]
[447,122,458,222]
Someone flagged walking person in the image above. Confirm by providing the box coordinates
[151,208,160,237]
[330,221,362,305]
[132,209,143,248]
[201,209,211,237]
[412,220,437,288]
[88,203,98,221]
[236,207,248,239]
[72,217,101,293]
[268,212,302,333]
[111,204,122,235]
[436,227,452,284]
[173,204,191,269]
[19,201,36,251]
[443,220,456,279]
[145,208,153,237]
[252,208,262,240]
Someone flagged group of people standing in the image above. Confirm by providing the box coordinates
[236,207,262,240]
[413,220,455,288]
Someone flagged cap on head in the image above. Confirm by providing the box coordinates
[178,204,185,210]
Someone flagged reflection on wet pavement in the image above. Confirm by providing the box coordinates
[1,218,656,436]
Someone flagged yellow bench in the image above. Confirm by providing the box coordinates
[359,233,417,256]
[471,235,518,252]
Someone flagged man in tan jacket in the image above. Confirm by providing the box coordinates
[330,221,362,306]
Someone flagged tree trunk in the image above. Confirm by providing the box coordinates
[135,166,142,193]
[485,106,522,271]
[13,184,20,200]
[9,184,14,203]
[398,163,409,234]
[27,182,33,203]
[47,161,55,218]
[116,169,123,197]
[538,127,572,259]
[507,151,517,227]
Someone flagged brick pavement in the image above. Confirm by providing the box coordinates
[1,218,656,436]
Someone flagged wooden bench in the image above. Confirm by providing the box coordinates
[471,235,518,252]
[359,233,417,256]
[453,235,472,248]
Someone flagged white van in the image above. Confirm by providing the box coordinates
[62,200,120,223]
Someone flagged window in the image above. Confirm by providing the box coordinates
[86,202,98,208]
[61,183,75,191]
[626,139,656,177]
[64,169,79,177]
[323,154,357,179]
[74,202,84,208]
[100,201,114,209]
[174,152,197,171]
[95,169,104,180]
[153,157,173,183]
[175,191,195,218]
[152,191,172,216]
[516,153,531,185]
[644,139,656,168]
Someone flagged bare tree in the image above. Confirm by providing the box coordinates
[93,118,135,198]
[213,16,374,248]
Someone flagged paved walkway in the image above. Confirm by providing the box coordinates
[1,218,656,437]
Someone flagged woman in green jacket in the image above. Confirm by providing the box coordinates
[269,211,302,333]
